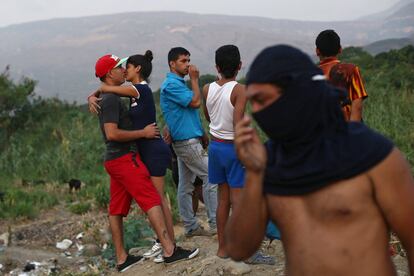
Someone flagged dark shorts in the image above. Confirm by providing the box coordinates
[104,153,161,216]
[137,138,172,177]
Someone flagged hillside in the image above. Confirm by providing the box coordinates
[0,2,413,102]
[364,37,414,55]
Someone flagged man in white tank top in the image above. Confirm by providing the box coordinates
[202,45,275,265]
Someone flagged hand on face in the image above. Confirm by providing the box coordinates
[188,65,199,80]
[234,115,267,172]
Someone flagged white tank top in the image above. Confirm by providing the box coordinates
[206,81,238,140]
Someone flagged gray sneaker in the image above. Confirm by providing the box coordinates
[185,226,213,237]
[245,251,276,265]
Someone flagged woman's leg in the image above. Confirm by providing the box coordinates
[151,176,175,242]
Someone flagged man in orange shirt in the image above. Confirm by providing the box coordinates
[316,29,368,122]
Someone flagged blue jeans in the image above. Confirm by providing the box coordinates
[173,138,218,233]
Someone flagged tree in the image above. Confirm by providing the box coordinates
[0,66,37,148]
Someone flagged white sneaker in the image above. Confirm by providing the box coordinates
[153,253,164,263]
[143,241,162,258]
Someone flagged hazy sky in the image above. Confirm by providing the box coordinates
[0,0,399,27]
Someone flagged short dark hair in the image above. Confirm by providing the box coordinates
[315,30,341,57]
[168,47,190,65]
[215,45,241,79]
[127,50,153,82]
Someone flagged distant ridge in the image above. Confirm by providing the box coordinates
[0,7,413,102]
[361,0,414,20]
[364,38,414,55]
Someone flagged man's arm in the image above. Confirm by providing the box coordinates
[370,148,414,274]
[225,116,268,260]
[188,65,201,108]
[350,98,363,122]
[202,83,210,122]
[104,123,160,142]
[231,84,247,127]
[349,66,367,122]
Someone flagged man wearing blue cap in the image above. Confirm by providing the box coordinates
[225,45,414,275]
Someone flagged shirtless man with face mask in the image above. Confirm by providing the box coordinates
[225,45,414,275]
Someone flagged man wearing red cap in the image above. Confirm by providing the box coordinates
[92,54,199,272]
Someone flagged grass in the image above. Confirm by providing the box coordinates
[0,179,59,219]
[163,170,180,223]
[363,87,414,168]
[69,202,91,215]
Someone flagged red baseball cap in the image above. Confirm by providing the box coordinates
[95,54,128,78]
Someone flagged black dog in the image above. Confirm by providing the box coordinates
[68,179,81,192]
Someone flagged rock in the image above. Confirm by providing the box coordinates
[82,244,101,257]
[76,243,84,252]
[189,256,216,275]
[0,233,10,247]
[23,262,36,272]
[397,270,408,276]
[129,247,146,255]
[99,228,111,243]
[81,233,96,244]
[223,261,251,275]
[201,256,216,266]
[56,239,73,250]
[15,232,24,241]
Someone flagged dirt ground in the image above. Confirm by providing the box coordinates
[0,204,409,275]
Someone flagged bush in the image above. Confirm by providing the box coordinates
[93,182,110,209]
[0,186,58,219]
[69,202,91,215]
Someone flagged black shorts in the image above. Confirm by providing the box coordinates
[137,138,172,177]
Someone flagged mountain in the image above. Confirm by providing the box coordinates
[364,37,414,55]
[362,0,413,20]
[0,4,413,102]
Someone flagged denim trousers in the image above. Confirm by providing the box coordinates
[172,138,218,233]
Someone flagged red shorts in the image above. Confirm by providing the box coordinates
[104,153,161,216]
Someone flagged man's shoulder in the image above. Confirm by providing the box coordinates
[331,63,358,74]
[163,78,183,88]
[101,93,120,101]
[100,93,122,110]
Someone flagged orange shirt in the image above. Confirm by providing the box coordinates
[319,57,368,121]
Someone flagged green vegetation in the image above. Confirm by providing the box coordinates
[69,202,91,215]
[340,46,414,166]
[0,176,59,219]
[0,46,413,220]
